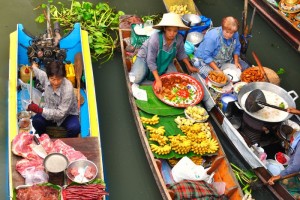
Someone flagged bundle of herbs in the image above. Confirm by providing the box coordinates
[35,0,125,63]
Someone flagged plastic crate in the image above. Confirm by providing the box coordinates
[131,24,149,48]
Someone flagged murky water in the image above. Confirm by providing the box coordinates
[1,0,299,199]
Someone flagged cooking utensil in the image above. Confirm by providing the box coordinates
[245,89,288,112]
[186,32,203,46]
[182,14,201,26]
[252,51,270,82]
[66,159,98,184]
[44,153,69,173]
[237,82,298,122]
[32,135,47,158]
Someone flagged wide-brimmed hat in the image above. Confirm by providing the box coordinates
[153,12,190,31]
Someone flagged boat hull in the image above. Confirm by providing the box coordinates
[8,23,105,199]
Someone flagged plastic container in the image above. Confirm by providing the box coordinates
[221,93,237,113]
[65,62,75,87]
[20,65,33,83]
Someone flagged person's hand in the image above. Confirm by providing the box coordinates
[31,62,38,69]
[27,102,43,114]
[287,107,300,115]
[267,175,281,185]
[235,62,242,70]
[187,65,199,73]
[154,79,163,93]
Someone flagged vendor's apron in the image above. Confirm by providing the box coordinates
[199,28,236,78]
[147,33,177,81]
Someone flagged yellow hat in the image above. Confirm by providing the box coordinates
[152,12,190,31]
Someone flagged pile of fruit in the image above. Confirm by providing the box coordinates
[169,5,191,15]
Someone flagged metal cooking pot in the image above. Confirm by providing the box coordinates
[237,82,298,122]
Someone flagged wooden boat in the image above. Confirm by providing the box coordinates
[8,23,106,199]
[249,0,300,52]
[160,1,298,199]
[119,27,244,199]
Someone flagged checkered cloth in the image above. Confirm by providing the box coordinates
[168,180,228,200]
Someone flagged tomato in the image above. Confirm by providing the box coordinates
[177,89,190,98]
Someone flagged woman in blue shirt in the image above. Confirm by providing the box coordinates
[194,16,249,78]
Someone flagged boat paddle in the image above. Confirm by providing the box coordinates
[252,51,270,82]
[74,52,83,110]
[253,171,300,188]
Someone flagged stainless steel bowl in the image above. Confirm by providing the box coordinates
[66,159,98,183]
[186,32,204,45]
[182,14,201,26]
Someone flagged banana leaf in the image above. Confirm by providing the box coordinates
[135,85,184,116]
[139,110,215,159]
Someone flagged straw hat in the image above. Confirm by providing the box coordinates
[153,12,190,31]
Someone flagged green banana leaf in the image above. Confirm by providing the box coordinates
[139,111,215,159]
[135,85,184,116]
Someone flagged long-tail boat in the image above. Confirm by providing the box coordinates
[119,23,244,199]
[8,22,107,199]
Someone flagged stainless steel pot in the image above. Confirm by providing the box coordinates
[237,82,298,122]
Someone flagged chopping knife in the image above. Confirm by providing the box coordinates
[32,135,47,158]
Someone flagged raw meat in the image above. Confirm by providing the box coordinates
[16,185,59,200]
[50,139,86,162]
[12,132,39,160]
[16,158,44,177]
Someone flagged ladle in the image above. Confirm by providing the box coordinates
[245,89,287,113]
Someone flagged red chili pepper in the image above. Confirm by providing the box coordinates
[177,89,190,98]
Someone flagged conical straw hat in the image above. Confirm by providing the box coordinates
[153,12,190,31]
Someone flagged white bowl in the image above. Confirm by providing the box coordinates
[184,106,209,122]
[275,152,290,165]
[66,159,98,183]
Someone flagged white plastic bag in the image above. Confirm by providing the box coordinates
[23,167,49,185]
[18,79,42,110]
[171,156,210,183]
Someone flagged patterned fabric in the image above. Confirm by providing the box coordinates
[280,176,300,199]
[32,67,78,126]
[168,180,228,200]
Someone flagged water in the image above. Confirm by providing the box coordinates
[1,0,299,199]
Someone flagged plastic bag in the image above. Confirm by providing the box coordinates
[18,79,42,110]
[171,156,210,183]
[23,167,49,185]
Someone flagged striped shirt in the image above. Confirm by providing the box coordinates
[32,67,78,126]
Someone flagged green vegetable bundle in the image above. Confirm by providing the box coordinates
[35,0,125,62]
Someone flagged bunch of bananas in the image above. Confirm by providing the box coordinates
[168,156,203,166]
[186,131,207,143]
[191,137,219,155]
[149,133,169,146]
[169,4,191,15]
[150,144,172,155]
[141,115,159,125]
[146,126,165,135]
[169,135,192,154]
[174,116,195,128]
[206,138,219,153]
[191,140,209,155]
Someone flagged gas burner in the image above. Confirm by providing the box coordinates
[241,112,280,146]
